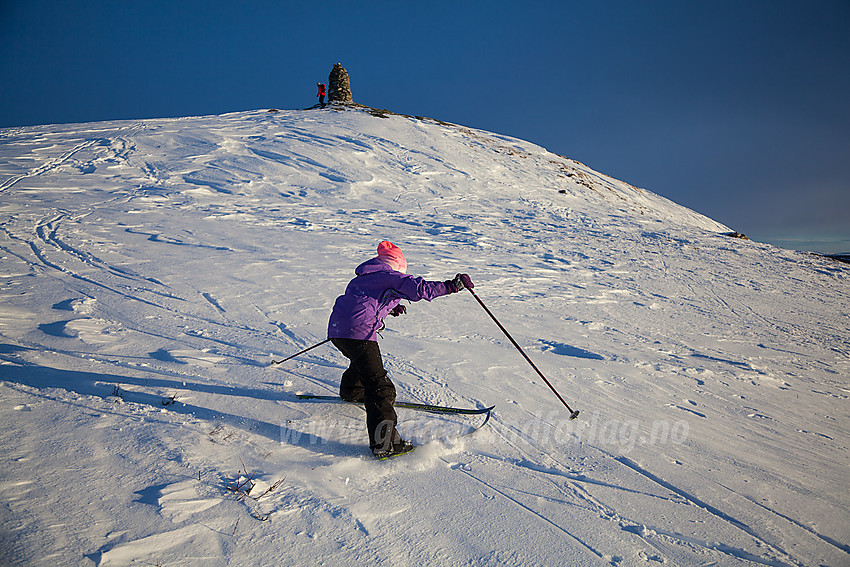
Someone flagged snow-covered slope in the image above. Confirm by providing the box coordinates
[1,107,847,566]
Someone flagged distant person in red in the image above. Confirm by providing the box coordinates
[317,82,326,108]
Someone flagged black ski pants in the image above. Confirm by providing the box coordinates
[330,338,401,450]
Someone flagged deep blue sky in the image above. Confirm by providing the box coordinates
[2,1,848,253]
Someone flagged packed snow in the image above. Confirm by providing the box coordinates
[0,105,847,566]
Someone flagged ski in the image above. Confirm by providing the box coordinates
[295,394,495,416]
[376,446,416,460]
[293,394,494,459]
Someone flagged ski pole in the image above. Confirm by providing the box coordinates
[270,338,331,366]
[467,288,580,420]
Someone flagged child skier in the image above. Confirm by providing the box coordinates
[328,241,473,458]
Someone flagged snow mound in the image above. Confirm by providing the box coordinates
[0,106,847,566]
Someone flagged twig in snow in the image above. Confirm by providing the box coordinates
[224,459,284,502]
[225,458,256,500]
[251,477,285,500]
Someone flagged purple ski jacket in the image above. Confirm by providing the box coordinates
[328,258,453,341]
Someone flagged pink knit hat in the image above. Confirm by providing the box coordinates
[376,240,407,273]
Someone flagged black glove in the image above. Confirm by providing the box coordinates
[389,304,406,317]
[447,273,474,293]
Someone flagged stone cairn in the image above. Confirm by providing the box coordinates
[328,63,353,103]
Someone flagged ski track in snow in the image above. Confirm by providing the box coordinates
[0,107,848,566]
